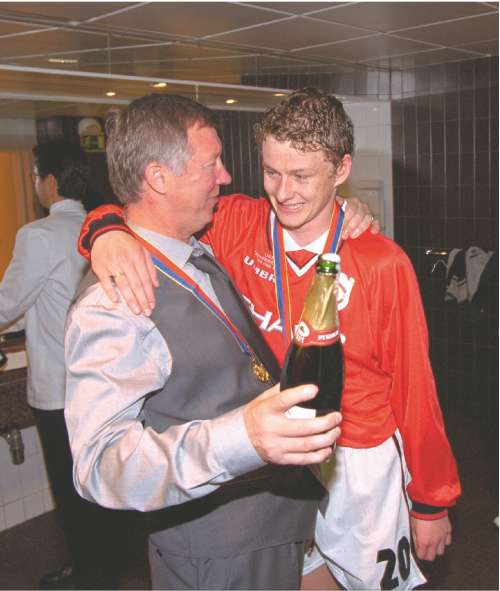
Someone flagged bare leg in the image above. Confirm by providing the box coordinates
[302,564,341,590]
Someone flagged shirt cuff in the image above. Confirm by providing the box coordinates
[210,407,266,477]
[78,204,128,259]
[410,501,449,520]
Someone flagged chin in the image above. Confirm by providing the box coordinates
[275,212,307,231]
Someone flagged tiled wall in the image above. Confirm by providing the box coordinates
[391,57,498,436]
[0,426,54,532]
[343,100,394,238]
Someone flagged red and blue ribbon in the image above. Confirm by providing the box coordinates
[134,233,254,356]
[271,203,345,344]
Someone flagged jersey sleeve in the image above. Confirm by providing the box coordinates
[78,204,131,260]
[203,194,268,259]
[77,194,261,261]
[373,247,461,515]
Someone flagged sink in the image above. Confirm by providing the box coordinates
[0,350,28,371]
[0,329,27,371]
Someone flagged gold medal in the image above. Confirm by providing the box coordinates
[251,357,271,383]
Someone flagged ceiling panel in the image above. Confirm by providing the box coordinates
[0,2,135,22]
[95,2,278,38]
[298,34,432,62]
[0,20,44,35]
[317,2,496,33]
[457,38,499,54]
[79,43,237,65]
[246,3,345,15]
[0,29,128,59]
[213,17,370,50]
[88,60,241,84]
[400,13,498,45]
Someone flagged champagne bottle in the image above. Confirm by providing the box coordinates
[281,253,344,418]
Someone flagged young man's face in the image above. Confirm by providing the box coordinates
[262,135,351,243]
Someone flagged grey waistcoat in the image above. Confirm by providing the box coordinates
[144,271,324,558]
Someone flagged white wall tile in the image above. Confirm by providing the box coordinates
[42,487,55,512]
[378,126,393,155]
[343,100,393,238]
[345,103,363,124]
[37,454,51,491]
[364,104,381,127]
[23,491,45,520]
[0,461,23,504]
[22,425,41,456]
[20,453,43,496]
[4,499,25,529]
[377,102,391,125]
[40,455,51,487]
[353,127,370,154]
[350,154,381,180]
[0,436,12,467]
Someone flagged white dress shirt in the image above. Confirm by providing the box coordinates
[0,199,87,409]
[64,226,264,512]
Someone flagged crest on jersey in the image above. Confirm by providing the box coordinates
[336,272,355,311]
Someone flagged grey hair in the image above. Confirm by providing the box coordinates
[105,94,218,204]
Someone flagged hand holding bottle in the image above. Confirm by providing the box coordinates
[243,383,342,466]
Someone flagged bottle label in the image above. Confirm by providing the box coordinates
[286,405,317,419]
[293,320,340,347]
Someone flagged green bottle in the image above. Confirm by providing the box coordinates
[281,253,344,417]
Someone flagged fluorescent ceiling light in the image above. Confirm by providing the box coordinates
[48,58,79,64]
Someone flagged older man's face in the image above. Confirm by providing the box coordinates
[164,123,232,241]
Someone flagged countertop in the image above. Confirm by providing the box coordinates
[0,367,32,431]
[0,330,32,432]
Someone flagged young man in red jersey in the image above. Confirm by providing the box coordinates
[79,89,460,590]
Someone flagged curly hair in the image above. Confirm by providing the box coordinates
[254,88,354,168]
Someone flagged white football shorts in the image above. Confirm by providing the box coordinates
[303,430,426,590]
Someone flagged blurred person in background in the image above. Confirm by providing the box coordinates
[0,140,124,590]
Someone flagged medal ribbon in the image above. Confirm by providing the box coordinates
[271,203,345,344]
[134,233,255,357]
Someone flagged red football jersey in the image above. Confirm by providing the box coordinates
[203,194,460,509]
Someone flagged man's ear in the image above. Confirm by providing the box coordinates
[47,173,58,191]
[333,155,352,188]
[144,162,168,195]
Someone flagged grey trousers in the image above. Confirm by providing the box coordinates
[148,538,307,590]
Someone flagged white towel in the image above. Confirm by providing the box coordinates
[445,247,494,304]
[465,246,494,302]
[445,248,467,303]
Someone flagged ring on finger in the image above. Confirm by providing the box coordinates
[112,270,124,280]
[368,214,375,225]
